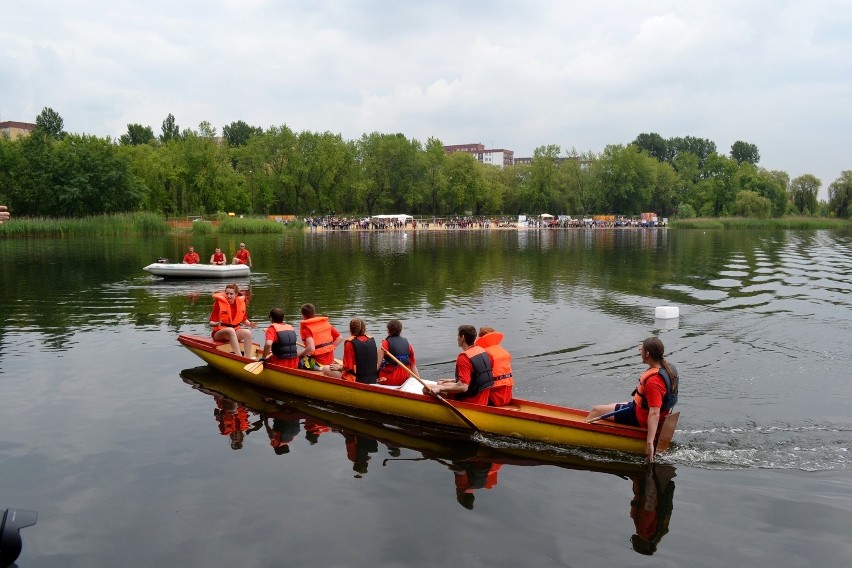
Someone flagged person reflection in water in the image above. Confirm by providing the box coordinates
[264,414,302,455]
[303,418,330,445]
[630,465,676,555]
[450,460,502,510]
[213,397,261,450]
[345,433,379,478]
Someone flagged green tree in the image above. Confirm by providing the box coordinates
[631,132,671,162]
[299,131,356,214]
[35,107,65,140]
[418,137,447,215]
[827,170,852,218]
[442,151,483,214]
[789,174,821,214]
[669,136,716,170]
[730,140,760,165]
[160,113,180,143]
[357,133,420,216]
[223,120,263,147]
[733,190,771,218]
[119,123,155,146]
[589,144,658,214]
[198,121,217,139]
[694,153,739,216]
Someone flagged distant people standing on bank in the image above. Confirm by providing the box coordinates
[424,324,494,405]
[475,326,514,406]
[378,319,419,386]
[261,307,299,368]
[209,283,257,357]
[232,243,252,267]
[210,247,226,265]
[323,318,382,384]
[297,303,343,368]
[183,245,201,264]
[0,205,10,223]
[585,337,679,462]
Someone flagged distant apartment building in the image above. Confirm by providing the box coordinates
[0,121,37,140]
[444,143,514,168]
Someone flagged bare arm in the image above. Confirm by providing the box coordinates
[299,337,315,358]
[645,407,661,463]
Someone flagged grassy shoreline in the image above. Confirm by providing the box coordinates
[1,213,849,238]
[669,217,852,230]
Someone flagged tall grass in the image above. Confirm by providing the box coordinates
[0,212,171,238]
[670,217,851,230]
[191,220,214,236]
[217,216,291,234]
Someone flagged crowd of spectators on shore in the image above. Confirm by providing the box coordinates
[299,214,667,231]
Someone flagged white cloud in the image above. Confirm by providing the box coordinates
[2,0,850,197]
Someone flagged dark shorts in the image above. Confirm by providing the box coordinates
[614,401,641,426]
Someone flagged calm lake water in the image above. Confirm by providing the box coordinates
[1,227,851,567]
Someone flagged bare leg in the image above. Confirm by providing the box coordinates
[585,403,618,422]
[214,328,241,355]
[237,328,254,358]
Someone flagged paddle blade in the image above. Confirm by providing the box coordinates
[655,411,679,453]
[243,360,264,374]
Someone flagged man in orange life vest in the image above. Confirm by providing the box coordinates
[297,303,343,367]
[476,326,514,406]
[424,324,494,405]
[259,307,299,368]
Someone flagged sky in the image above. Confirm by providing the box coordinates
[3,1,851,199]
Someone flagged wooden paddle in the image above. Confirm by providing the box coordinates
[381,347,480,432]
[586,404,633,423]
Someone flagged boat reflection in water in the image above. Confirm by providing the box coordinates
[181,366,676,555]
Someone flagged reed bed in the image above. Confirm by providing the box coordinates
[0,212,171,238]
[216,216,292,234]
[670,217,851,230]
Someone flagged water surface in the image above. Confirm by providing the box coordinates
[1,228,851,566]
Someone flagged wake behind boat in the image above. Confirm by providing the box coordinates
[144,262,250,279]
[177,333,680,455]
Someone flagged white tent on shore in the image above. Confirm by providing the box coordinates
[371,214,413,223]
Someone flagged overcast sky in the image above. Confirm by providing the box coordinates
[3,1,850,198]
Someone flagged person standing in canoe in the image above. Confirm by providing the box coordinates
[182,245,201,264]
[323,318,382,384]
[475,326,514,406]
[585,337,679,462]
[209,283,257,357]
[297,303,343,369]
[210,247,226,265]
[232,242,252,267]
[424,324,494,405]
[377,319,419,386]
[259,307,299,368]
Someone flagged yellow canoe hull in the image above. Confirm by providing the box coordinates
[178,334,679,455]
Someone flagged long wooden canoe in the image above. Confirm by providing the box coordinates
[177,334,680,456]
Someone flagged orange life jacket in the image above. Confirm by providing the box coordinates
[475,332,513,387]
[633,367,673,414]
[211,293,246,332]
[300,316,335,356]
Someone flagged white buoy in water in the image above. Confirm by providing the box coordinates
[654,306,680,320]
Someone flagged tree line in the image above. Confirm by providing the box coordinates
[1,107,850,219]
